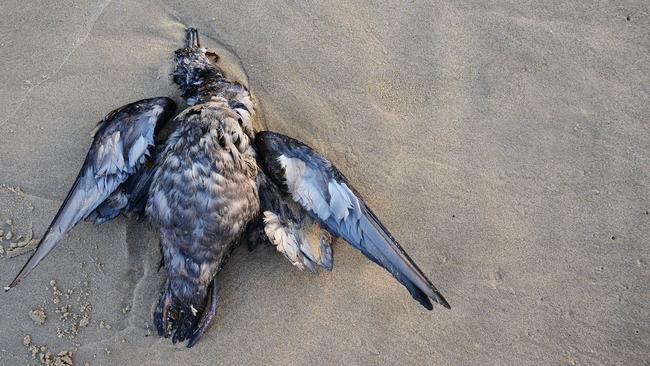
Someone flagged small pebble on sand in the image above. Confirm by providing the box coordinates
[79,315,90,328]
[29,308,47,325]
[55,350,74,366]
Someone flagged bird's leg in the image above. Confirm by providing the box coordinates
[157,243,164,272]
[153,282,174,337]
[187,278,218,348]
[157,257,164,272]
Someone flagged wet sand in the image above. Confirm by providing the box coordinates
[1,1,649,365]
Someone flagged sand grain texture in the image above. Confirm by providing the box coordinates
[1,1,649,365]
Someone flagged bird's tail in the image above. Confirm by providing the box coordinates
[153,275,218,347]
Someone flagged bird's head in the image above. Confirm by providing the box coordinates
[172,28,222,96]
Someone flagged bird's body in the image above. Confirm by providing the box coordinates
[147,98,259,342]
[8,28,450,347]
[148,100,258,304]
[146,31,260,343]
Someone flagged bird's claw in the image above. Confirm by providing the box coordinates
[153,279,217,347]
[153,285,173,337]
[187,278,218,347]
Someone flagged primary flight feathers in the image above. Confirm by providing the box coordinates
[255,131,449,309]
[7,97,176,290]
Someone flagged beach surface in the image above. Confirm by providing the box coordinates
[0,1,648,365]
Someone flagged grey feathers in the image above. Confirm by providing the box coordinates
[7,97,176,289]
[146,92,259,308]
[254,131,450,310]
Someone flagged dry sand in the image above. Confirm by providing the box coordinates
[1,1,649,365]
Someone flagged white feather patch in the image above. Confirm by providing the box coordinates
[278,155,332,221]
[278,155,304,192]
[128,135,149,165]
[150,104,163,116]
[263,211,305,270]
[328,181,353,221]
[96,131,126,176]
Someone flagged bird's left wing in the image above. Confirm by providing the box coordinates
[6,97,176,290]
[254,131,450,310]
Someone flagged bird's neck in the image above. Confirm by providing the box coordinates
[183,76,249,108]
[182,74,229,105]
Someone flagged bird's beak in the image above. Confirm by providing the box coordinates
[186,27,200,48]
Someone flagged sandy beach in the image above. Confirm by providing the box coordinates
[1,1,649,365]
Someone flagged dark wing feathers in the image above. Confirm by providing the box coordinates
[6,97,176,290]
[254,131,449,310]
[86,145,163,224]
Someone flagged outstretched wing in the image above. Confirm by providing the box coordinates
[254,131,450,310]
[6,97,176,290]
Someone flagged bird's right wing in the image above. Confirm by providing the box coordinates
[255,131,449,310]
[6,97,176,290]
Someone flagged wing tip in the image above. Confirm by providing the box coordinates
[435,294,451,309]
[6,241,46,292]
[426,285,451,310]
[412,282,451,310]
[414,289,451,310]
[5,274,21,292]
[7,267,27,291]
[420,297,434,310]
